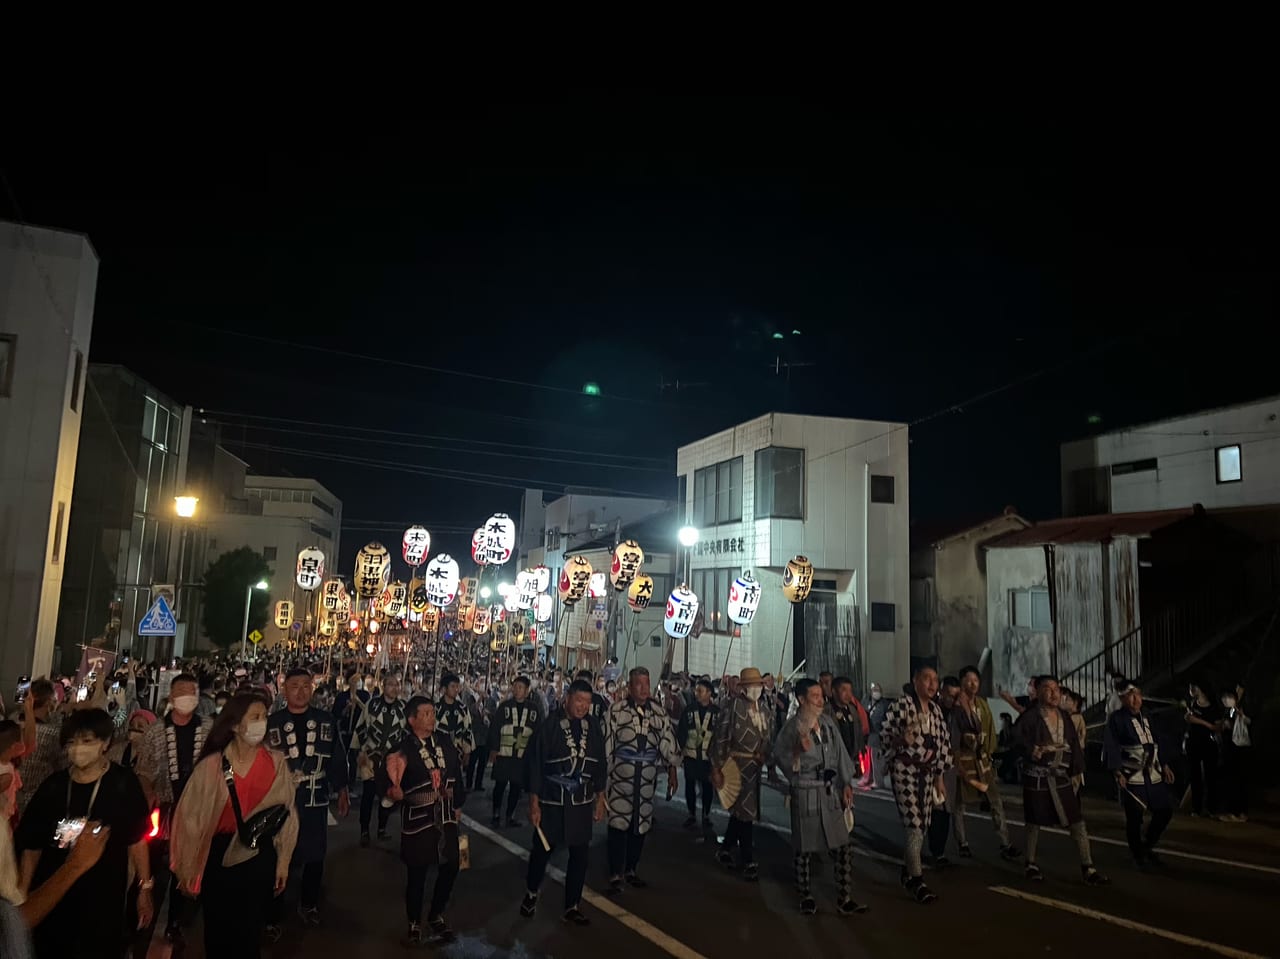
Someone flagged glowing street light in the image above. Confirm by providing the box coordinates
[240,580,270,659]
[174,495,199,518]
[677,526,699,548]
[480,586,492,600]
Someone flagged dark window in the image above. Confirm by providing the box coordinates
[312,496,335,516]
[1216,445,1242,484]
[677,475,688,523]
[1111,458,1158,476]
[754,447,804,518]
[651,634,663,647]
[870,474,895,503]
[694,458,743,526]
[870,602,896,632]
[70,350,84,412]
[310,523,332,540]
[263,546,278,561]
[812,578,837,591]
[0,334,16,397]
[693,466,713,526]
[52,501,66,564]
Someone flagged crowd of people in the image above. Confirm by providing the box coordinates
[0,645,1258,955]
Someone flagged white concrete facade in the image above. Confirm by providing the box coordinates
[1062,395,1280,516]
[0,221,98,689]
[675,412,910,691]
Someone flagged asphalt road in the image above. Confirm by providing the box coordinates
[145,775,1277,959]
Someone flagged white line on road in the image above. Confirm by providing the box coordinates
[460,814,711,959]
[988,886,1268,959]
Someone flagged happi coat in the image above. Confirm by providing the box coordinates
[527,713,607,847]
[710,694,775,823]
[267,705,347,863]
[392,731,466,867]
[1015,705,1085,826]
[880,692,953,831]
[488,697,544,787]
[435,697,475,756]
[1103,707,1176,811]
[773,711,857,852]
[603,697,681,834]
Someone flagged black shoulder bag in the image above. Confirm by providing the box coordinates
[222,756,289,850]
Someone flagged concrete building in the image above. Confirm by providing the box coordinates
[675,412,910,692]
[1061,395,1280,517]
[1,221,98,689]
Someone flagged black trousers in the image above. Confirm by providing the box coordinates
[202,833,276,959]
[405,861,460,923]
[1187,743,1219,815]
[527,839,589,910]
[684,760,712,817]
[606,826,647,876]
[1221,742,1250,816]
[928,808,951,858]
[468,744,490,790]
[492,780,521,819]
[722,816,755,864]
[1121,791,1173,857]
[269,858,326,920]
[360,778,394,833]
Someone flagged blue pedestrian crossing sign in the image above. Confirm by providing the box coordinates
[138,595,178,636]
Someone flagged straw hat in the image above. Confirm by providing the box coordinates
[739,667,764,686]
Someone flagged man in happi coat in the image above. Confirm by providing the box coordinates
[436,673,475,761]
[774,679,866,917]
[488,675,543,827]
[1103,678,1177,869]
[825,676,869,783]
[880,666,953,904]
[386,697,467,947]
[676,678,718,829]
[266,668,349,931]
[520,680,607,926]
[602,667,680,895]
[949,665,1019,862]
[710,667,774,881]
[356,674,407,845]
[575,669,610,725]
[1015,675,1108,885]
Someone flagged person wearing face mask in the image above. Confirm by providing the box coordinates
[110,709,157,775]
[710,667,775,881]
[171,693,298,959]
[14,708,152,956]
[136,671,212,942]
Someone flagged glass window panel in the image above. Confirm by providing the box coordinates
[1216,445,1242,483]
[715,568,730,632]
[1031,589,1052,630]
[773,448,803,518]
[1012,590,1032,627]
[754,449,773,517]
[142,398,157,443]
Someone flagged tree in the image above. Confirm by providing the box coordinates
[202,547,272,650]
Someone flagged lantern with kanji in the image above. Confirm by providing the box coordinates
[409,578,428,613]
[321,579,345,612]
[424,554,460,607]
[588,572,607,599]
[504,586,521,613]
[782,555,814,603]
[516,569,539,609]
[275,601,293,630]
[380,580,407,619]
[472,605,492,635]
[558,555,593,606]
[532,565,551,593]
[534,593,553,623]
[727,571,762,625]
[627,573,655,611]
[663,585,699,639]
[402,526,431,567]
[457,577,478,611]
[470,527,488,566]
[296,547,325,591]
[509,618,526,645]
[610,540,645,590]
[481,513,516,566]
[422,607,440,632]
[354,543,391,600]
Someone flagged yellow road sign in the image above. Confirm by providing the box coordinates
[249,629,264,645]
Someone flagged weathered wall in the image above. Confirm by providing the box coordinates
[986,546,1052,697]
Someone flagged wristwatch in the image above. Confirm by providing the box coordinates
[138,877,155,891]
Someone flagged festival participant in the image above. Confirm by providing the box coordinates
[488,676,543,828]
[774,679,864,916]
[602,667,680,895]
[676,678,718,829]
[266,667,349,930]
[950,666,1019,861]
[1104,679,1176,868]
[710,667,774,880]
[14,680,62,818]
[436,673,475,762]
[386,697,466,946]
[466,680,492,793]
[863,683,889,787]
[1016,676,1108,885]
[826,677,869,784]
[356,675,407,846]
[576,669,610,725]
[880,666,952,904]
[520,680,607,925]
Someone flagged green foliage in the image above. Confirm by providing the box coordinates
[201,547,272,649]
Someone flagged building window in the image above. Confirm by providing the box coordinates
[754,447,804,519]
[1111,458,1157,476]
[0,334,16,397]
[677,475,688,523]
[1216,445,1242,484]
[69,350,84,412]
[871,602,896,632]
[870,474,895,504]
[651,634,663,647]
[51,501,66,564]
[691,568,735,634]
[310,523,332,540]
[1011,587,1052,630]
[313,496,334,516]
[694,458,743,526]
[263,546,278,561]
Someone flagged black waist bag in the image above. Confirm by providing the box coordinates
[223,757,289,850]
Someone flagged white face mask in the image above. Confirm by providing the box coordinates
[68,743,103,769]
[745,686,763,702]
[243,720,267,745]
[172,695,199,715]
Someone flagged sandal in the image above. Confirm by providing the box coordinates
[1025,863,1044,882]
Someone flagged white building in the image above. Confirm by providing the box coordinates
[676,412,910,692]
[1061,395,1280,516]
[1,221,98,689]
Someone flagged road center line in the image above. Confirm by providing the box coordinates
[987,886,1267,959]
[461,814,712,959]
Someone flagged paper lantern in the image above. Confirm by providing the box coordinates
[504,587,521,613]
[402,526,431,567]
[559,555,593,606]
[424,554,461,607]
[490,636,506,652]
[481,513,516,566]
[471,527,489,566]
[458,577,478,611]
[422,607,440,632]
[610,540,645,590]
[321,579,345,612]
[727,571,762,626]
[472,605,492,635]
[532,565,551,593]
[588,572,608,599]
[534,593,553,623]
[627,573,655,611]
[409,578,428,613]
[782,555,815,603]
[319,618,335,636]
[296,548,325,591]
[354,542,391,600]
[380,580,407,619]
[275,601,293,630]
[509,619,526,644]
[516,569,538,610]
[663,585,700,639]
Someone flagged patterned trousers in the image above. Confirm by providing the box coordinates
[794,844,854,901]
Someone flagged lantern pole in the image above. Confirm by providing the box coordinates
[776,611,795,678]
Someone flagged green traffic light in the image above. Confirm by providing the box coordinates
[583,383,601,396]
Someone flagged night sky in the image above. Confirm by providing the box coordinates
[4,92,1275,566]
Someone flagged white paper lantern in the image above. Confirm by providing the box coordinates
[532,565,551,593]
[588,572,608,599]
[558,555,592,606]
[472,606,491,635]
[663,585,700,639]
[380,580,407,618]
[516,569,538,610]
[275,600,293,630]
[610,540,645,590]
[424,553,461,607]
[402,526,431,567]
[321,578,345,612]
[534,593,553,623]
[504,589,521,613]
[727,571,762,626]
[354,543,391,600]
[481,513,516,566]
[296,547,325,591]
[471,527,488,566]
[409,578,428,613]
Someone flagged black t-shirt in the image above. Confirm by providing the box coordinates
[173,719,197,799]
[1187,701,1223,750]
[15,762,149,955]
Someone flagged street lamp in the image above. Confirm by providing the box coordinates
[240,579,269,660]
[480,586,492,601]
[174,495,199,518]
[677,526,699,549]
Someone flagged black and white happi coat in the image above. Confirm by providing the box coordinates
[138,714,212,805]
[435,698,475,755]
[880,693,954,831]
[267,705,347,863]
[488,697,544,787]
[603,697,681,834]
[528,714,607,847]
[396,732,466,867]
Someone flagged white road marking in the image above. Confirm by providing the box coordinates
[854,787,1280,876]
[988,886,1268,959]
[461,814,712,959]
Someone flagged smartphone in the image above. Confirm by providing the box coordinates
[15,676,31,704]
[76,685,90,703]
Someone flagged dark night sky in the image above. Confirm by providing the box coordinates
[3,91,1275,567]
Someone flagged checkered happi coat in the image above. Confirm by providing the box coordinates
[880,693,953,830]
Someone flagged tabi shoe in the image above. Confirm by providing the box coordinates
[1082,866,1110,886]
[837,899,869,916]
[957,843,973,858]
[405,921,425,946]
[683,815,697,829]
[624,872,648,888]
[298,906,322,927]
[359,832,371,848]
[716,849,737,869]
[903,876,936,904]
[563,907,590,926]
[999,844,1021,861]
[520,893,538,918]
[381,797,394,809]
[743,862,759,882]
[607,876,625,896]
[1025,863,1044,882]
[800,897,818,916]
[428,915,457,943]
[506,817,523,828]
